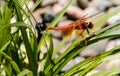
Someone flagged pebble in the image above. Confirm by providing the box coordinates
[80,48,98,58]
[40,0,57,7]
[52,38,60,48]
[95,62,108,70]
[77,0,88,9]
[107,12,120,24]
[66,5,85,19]
[50,30,63,39]
[41,9,56,22]
[106,59,120,69]
[58,20,73,26]
[52,3,63,14]
[53,4,84,19]
[92,0,112,11]
[105,40,116,51]
[58,42,71,54]
[74,56,85,64]
[110,0,120,5]
[84,7,99,15]
[58,0,70,6]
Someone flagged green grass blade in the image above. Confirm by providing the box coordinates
[13,1,37,75]
[63,45,120,76]
[94,6,120,28]
[44,34,53,69]
[92,68,120,76]
[0,41,10,52]
[95,21,120,36]
[6,22,32,30]
[52,38,68,58]
[53,34,120,75]
[0,25,11,49]
[0,51,20,73]
[42,34,54,75]
[17,69,33,76]
[31,0,41,12]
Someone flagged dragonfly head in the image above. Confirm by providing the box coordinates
[88,22,94,29]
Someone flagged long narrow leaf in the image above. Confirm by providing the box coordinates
[17,69,33,76]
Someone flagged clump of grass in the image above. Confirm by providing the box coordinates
[0,0,120,76]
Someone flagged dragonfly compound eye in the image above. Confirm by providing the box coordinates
[88,22,94,29]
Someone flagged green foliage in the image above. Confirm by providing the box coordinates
[0,0,120,76]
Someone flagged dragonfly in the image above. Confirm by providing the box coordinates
[47,12,100,38]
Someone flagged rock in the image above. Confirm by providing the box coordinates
[110,0,120,5]
[66,5,85,19]
[106,59,120,69]
[58,20,73,26]
[74,56,85,64]
[61,60,74,71]
[53,38,60,48]
[107,12,120,24]
[40,0,57,7]
[41,9,56,22]
[105,40,116,51]
[77,0,88,9]
[84,7,99,15]
[50,30,63,39]
[53,4,84,19]
[92,0,112,11]
[52,3,63,14]
[80,49,98,58]
[62,57,85,71]
[32,6,51,26]
[58,42,71,54]
[58,0,70,6]
[95,62,108,70]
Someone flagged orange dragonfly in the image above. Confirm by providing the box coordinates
[47,12,100,38]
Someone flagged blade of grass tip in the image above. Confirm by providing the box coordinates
[49,0,75,27]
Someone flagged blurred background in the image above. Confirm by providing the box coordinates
[31,0,120,74]
[1,0,120,75]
